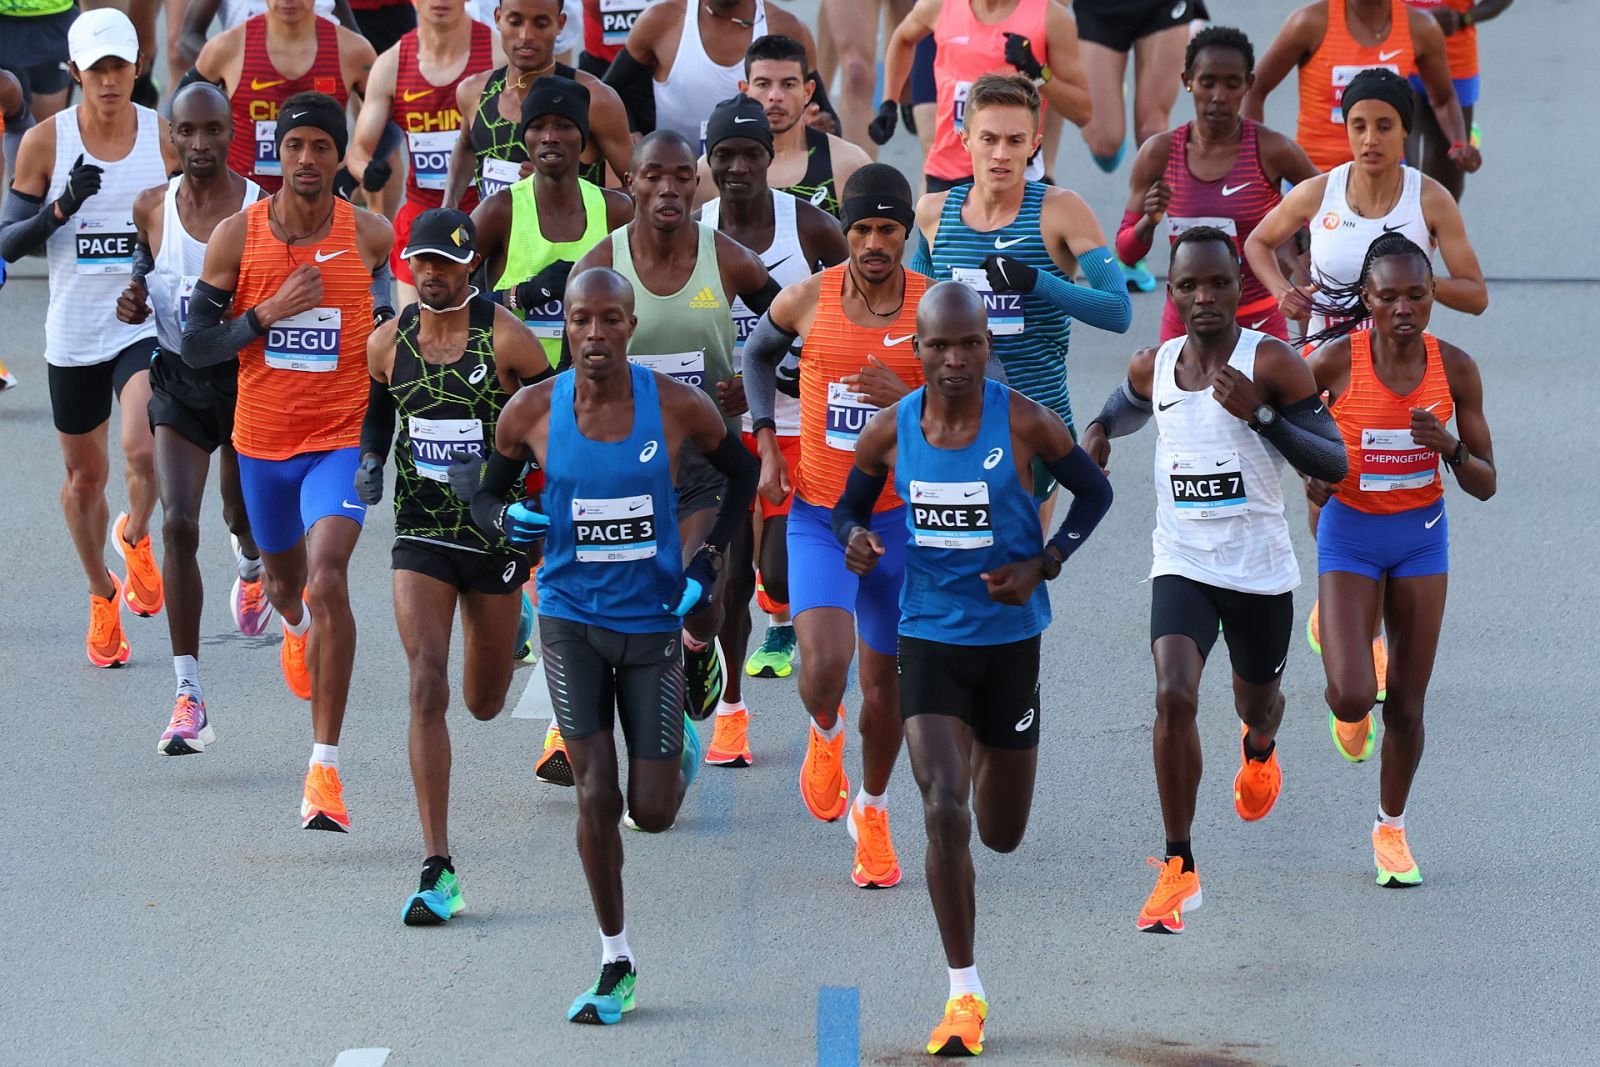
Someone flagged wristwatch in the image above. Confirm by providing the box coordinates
[1038,547,1063,581]
[1249,404,1277,432]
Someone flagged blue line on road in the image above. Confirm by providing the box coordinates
[817,985,860,1067]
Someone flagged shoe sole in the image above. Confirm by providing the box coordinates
[111,523,164,617]
[88,647,130,668]
[1306,611,1322,656]
[745,661,793,679]
[568,1001,631,1025]
[1137,887,1202,934]
[799,766,849,822]
[159,724,215,755]
[302,811,349,832]
[402,893,460,925]
[929,1036,982,1056]
[852,870,902,889]
[705,752,752,768]
[1376,870,1422,888]
[535,750,575,787]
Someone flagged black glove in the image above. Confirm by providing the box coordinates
[56,154,103,219]
[900,100,918,136]
[981,253,1038,294]
[354,454,385,505]
[361,156,393,193]
[867,99,899,146]
[447,449,487,503]
[332,166,360,202]
[1003,32,1045,80]
[513,259,574,313]
[666,547,720,617]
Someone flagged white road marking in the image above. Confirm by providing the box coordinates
[332,1050,391,1067]
[512,658,555,721]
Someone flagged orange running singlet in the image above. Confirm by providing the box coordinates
[1297,0,1414,172]
[233,198,374,460]
[1331,329,1453,514]
[795,265,930,511]
[1407,0,1477,80]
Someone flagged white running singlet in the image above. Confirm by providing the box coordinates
[1309,163,1432,334]
[149,175,263,354]
[653,0,767,142]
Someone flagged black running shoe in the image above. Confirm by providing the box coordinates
[683,639,724,721]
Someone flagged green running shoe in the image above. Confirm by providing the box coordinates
[402,860,463,925]
[744,623,796,678]
[568,959,637,1024]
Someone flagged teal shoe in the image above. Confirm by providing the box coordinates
[744,623,796,678]
[402,861,463,925]
[568,960,637,1024]
[1122,258,1158,293]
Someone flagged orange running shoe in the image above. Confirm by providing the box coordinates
[926,994,987,1056]
[1307,599,1322,654]
[112,511,164,617]
[1330,710,1377,762]
[1233,724,1282,822]
[280,614,311,701]
[86,573,131,668]
[1372,634,1389,703]
[798,708,849,822]
[302,763,349,831]
[704,708,753,767]
[847,801,901,888]
[1136,856,1202,934]
[535,721,574,786]
[1372,823,1422,887]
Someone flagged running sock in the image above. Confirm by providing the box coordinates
[1243,732,1275,762]
[1166,839,1195,874]
[768,609,791,625]
[236,550,263,582]
[811,713,845,741]
[948,965,986,1002]
[716,698,747,717]
[600,927,633,966]
[310,743,339,770]
[682,630,708,653]
[173,655,202,699]
[855,788,886,812]
[284,602,312,637]
[1379,808,1405,830]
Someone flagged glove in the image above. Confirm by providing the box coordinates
[500,499,550,547]
[354,454,384,505]
[1003,32,1045,80]
[981,253,1038,294]
[361,155,393,193]
[900,100,918,136]
[513,259,574,313]
[665,547,719,617]
[56,153,103,219]
[867,99,899,146]
[332,166,360,202]
[446,448,487,502]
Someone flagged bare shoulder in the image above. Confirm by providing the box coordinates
[827,133,871,168]
[914,189,949,233]
[131,183,167,226]
[353,205,396,262]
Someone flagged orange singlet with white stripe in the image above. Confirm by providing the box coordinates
[1296,0,1414,172]
[795,264,930,511]
[1331,329,1453,515]
[233,197,373,461]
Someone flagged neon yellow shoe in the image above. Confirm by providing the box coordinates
[1330,710,1376,763]
[926,994,987,1056]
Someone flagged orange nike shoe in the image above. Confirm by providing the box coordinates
[926,994,987,1056]
[301,764,349,832]
[798,708,849,822]
[704,708,753,767]
[535,721,574,786]
[1233,724,1283,821]
[86,573,131,668]
[112,511,164,617]
[847,801,901,889]
[1137,856,1202,934]
[1372,823,1422,887]
[280,615,311,701]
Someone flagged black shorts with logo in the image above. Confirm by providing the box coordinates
[1150,574,1293,685]
[148,347,238,453]
[392,538,530,595]
[539,615,686,761]
[1076,0,1200,52]
[898,634,1042,750]
[48,339,156,435]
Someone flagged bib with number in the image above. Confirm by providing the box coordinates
[1358,428,1439,492]
[825,381,877,451]
[479,157,521,198]
[601,0,649,45]
[75,214,136,275]
[1168,451,1247,518]
[409,416,484,481]
[952,80,972,131]
[1329,63,1401,123]
[631,350,705,389]
[264,307,342,372]
[908,480,994,549]
[522,291,565,339]
[178,275,199,329]
[408,130,456,191]
[572,494,657,561]
[950,266,1023,335]
[254,119,281,177]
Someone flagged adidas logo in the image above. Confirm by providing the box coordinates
[688,286,722,310]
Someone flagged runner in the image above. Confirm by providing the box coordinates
[819,0,911,152]
[571,128,777,722]
[443,0,633,208]
[697,95,847,766]
[1071,0,1194,171]
[1115,26,1320,343]
[113,83,274,754]
[353,207,552,923]
[910,74,1131,529]
[1300,233,1496,888]
[1079,226,1349,935]
[347,0,497,307]
[180,0,357,68]
[460,265,758,1023]
[193,0,377,194]
[742,163,927,888]
[1404,0,1512,201]
[1243,0,1480,176]
[834,282,1112,1056]
[182,91,395,831]
[577,0,652,77]
[0,0,84,123]
[1,9,180,669]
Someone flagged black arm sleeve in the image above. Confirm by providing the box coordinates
[468,449,526,538]
[520,365,557,388]
[359,377,396,461]
[602,48,656,134]
[738,276,783,318]
[741,311,799,432]
[831,465,887,546]
[1259,395,1349,482]
[1041,445,1114,562]
[174,66,220,92]
[699,430,760,552]
[132,239,155,285]
[1087,378,1153,438]
[0,189,62,262]
[182,280,265,368]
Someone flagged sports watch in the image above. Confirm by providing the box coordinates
[1249,404,1277,432]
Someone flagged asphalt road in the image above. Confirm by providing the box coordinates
[2,1,1597,1064]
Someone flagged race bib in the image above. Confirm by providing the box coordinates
[1168,451,1247,519]
[522,290,565,339]
[1330,63,1402,123]
[1358,428,1439,492]
[178,274,199,329]
[950,266,1023,336]
[408,130,455,191]
[908,480,994,549]
[254,119,280,177]
[74,213,136,275]
[409,416,484,482]
[479,157,522,198]
[825,381,877,451]
[600,0,649,46]
[264,307,341,372]
[572,494,657,562]
[631,350,705,389]
[952,80,972,131]
[1167,215,1239,239]
[732,306,759,356]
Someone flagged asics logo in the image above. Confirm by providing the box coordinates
[1014,706,1035,732]
[883,332,914,346]
[1221,183,1250,197]
[1425,510,1444,529]
[502,561,517,584]
[809,187,829,206]
[983,447,1004,470]
[993,236,1028,249]
[314,249,348,263]
[468,363,488,385]
[639,440,659,462]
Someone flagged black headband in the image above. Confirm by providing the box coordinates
[1340,70,1414,133]
[274,96,348,160]
[840,194,914,232]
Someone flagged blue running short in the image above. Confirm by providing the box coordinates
[1409,73,1480,110]
[237,447,367,554]
[787,498,906,656]
[1317,496,1448,581]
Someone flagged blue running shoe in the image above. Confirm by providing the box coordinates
[568,959,637,1024]
[402,859,463,926]
[681,712,704,789]
[1122,258,1158,293]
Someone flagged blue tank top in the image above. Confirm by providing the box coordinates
[539,364,684,634]
[929,181,1077,431]
[894,379,1050,644]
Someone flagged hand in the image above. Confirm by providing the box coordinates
[1210,364,1266,422]
[116,278,151,325]
[354,453,384,505]
[665,547,718,617]
[1276,282,1318,321]
[981,557,1045,606]
[515,259,574,312]
[1304,477,1335,507]
[1079,422,1111,474]
[981,253,1037,294]
[867,99,899,146]
[446,449,486,502]
[1142,179,1173,225]
[518,159,536,181]
[1431,6,1462,34]
[804,102,839,135]
[844,526,884,576]
[1447,141,1482,173]
[332,166,360,202]
[717,375,748,417]
[757,435,792,506]
[899,100,918,136]
[55,153,103,219]
[501,499,550,547]
[842,356,912,407]
[263,264,324,323]
[360,155,393,193]
[1409,405,1457,455]
[1003,32,1045,80]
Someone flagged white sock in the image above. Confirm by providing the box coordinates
[600,927,633,966]
[948,965,985,1002]
[811,713,844,741]
[310,743,339,770]
[855,788,886,812]
[768,612,792,626]
[716,698,747,717]
[173,655,202,698]
[235,550,263,581]
[284,602,312,637]
[1378,808,1405,830]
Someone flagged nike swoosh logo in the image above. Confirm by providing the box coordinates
[1157,398,1184,411]
[734,116,757,124]
[1274,656,1287,674]
[400,89,432,102]
[1249,319,1269,329]
[1425,510,1444,529]
[317,313,335,322]
[457,426,475,434]
[764,255,792,272]
[1216,459,1231,467]
[883,333,913,346]
[993,236,1027,249]
[314,250,348,263]
[1379,50,1403,62]
[629,500,646,511]
[1382,224,1405,233]
[341,500,364,511]
[1221,183,1250,197]
[1313,405,1325,415]
[963,488,982,498]
[250,78,286,91]
[877,203,894,211]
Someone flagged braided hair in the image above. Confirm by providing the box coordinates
[1185,26,1255,75]
[1302,233,1433,346]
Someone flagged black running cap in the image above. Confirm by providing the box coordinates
[705,95,774,157]
[274,92,348,159]
[401,208,476,262]
[518,75,590,150]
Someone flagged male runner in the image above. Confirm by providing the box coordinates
[1,9,180,668]
[194,0,377,194]
[1078,227,1348,935]
[697,95,847,765]
[347,0,497,307]
[742,163,928,889]
[183,92,395,831]
[1070,0,1195,172]
[443,0,633,209]
[818,0,911,152]
[0,0,79,123]
[462,266,758,1023]
[571,129,776,720]
[115,83,273,754]
[355,208,551,923]
[179,0,359,68]
[835,282,1112,1056]
[1404,0,1512,200]
[911,74,1131,528]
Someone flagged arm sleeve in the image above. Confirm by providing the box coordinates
[1088,377,1153,438]
[174,66,220,92]
[908,231,935,276]
[468,449,525,538]
[359,377,396,461]
[1041,445,1113,562]
[132,238,155,285]
[738,275,783,318]
[1258,396,1349,482]
[831,464,886,545]
[0,189,62,263]
[1114,208,1153,267]
[182,280,265,368]
[1031,245,1133,333]
[370,262,394,320]
[520,365,557,388]
[741,311,798,432]
[699,430,760,552]
[602,48,656,134]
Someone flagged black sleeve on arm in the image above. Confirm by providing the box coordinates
[739,276,783,318]
[831,464,887,546]
[520,365,557,388]
[132,238,155,285]
[174,66,220,92]
[740,311,799,432]
[1259,395,1348,482]
[359,378,396,461]
[0,188,62,262]
[1088,377,1153,438]
[468,449,526,538]
[1041,446,1114,562]
[699,430,760,552]
[603,48,656,134]
[182,280,265,368]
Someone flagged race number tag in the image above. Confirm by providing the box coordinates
[731,305,759,356]
[908,480,994,549]
[1166,215,1239,239]
[952,80,972,131]
[479,157,522,198]
[178,275,199,329]
[1168,451,1247,519]
[264,307,341,372]
[1358,428,1439,492]
[600,0,649,46]
[631,350,706,389]
[408,130,456,191]
[74,213,136,275]
[409,416,484,482]
[254,120,281,177]
[522,291,565,339]
[950,266,1023,335]
[572,494,657,562]
[1330,63,1402,123]
[825,381,877,451]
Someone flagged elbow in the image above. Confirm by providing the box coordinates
[1106,294,1134,334]
[1465,288,1489,316]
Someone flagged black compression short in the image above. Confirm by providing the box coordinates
[48,340,156,436]
[148,347,237,453]
[539,615,686,761]
[1076,0,1198,52]
[898,634,1042,750]
[1150,574,1293,685]
[392,539,530,595]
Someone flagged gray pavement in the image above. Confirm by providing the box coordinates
[2,2,1598,1064]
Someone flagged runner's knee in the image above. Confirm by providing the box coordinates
[1154,679,1199,724]
[161,510,201,559]
[922,785,971,847]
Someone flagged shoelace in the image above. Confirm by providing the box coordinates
[595,959,633,996]
[945,994,984,1026]
[856,806,893,867]
[1375,826,1411,865]
[240,580,268,616]
[1146,856,1186,897]
[126,536,159,587]
[171,697,200,731]
[807,731,840,791]
[89,595,118,645]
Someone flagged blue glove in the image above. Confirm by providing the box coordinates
[664,548,719,617]
[501,500,550,547]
